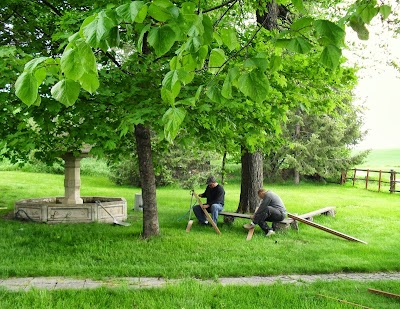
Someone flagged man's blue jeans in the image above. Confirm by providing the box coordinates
[193,203,224,224]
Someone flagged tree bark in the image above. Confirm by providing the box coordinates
[294,123,301,185]
[221,149,227,185]
[134,124,159,238]
[237,149,263,213]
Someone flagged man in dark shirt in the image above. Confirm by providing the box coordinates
[193,176,225,225]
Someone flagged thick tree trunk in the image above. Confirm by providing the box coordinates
[237,149,263,213]
[134,124,159,238]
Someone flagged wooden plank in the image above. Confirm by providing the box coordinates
[298,207,336,220]
[368,288,400,299]
[185,220,193,232]
[192,191,221,235]
[288,213,367,244]
[246,228,254,241]
[219,211,252,219]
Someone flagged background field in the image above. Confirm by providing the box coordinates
[355,148,400,170]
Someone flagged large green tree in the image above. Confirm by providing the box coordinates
[10,0,392,237]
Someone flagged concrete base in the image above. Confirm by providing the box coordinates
[14,197,127,224]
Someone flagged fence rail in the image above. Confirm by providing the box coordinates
[341,169,400,193]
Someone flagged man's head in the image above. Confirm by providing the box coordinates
[258,188,267,199]
[206,176,217,187]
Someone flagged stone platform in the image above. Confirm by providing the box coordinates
[14,197,127,224]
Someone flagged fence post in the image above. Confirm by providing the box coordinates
[390,170,395,193]
[352,169,357,186]
[378,170,382,192]
[365,169,369,189]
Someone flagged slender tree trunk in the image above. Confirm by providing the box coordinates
[221,149,227,185]
[134,124,159,238]
[237,149,263,213]
[294,123,301,185]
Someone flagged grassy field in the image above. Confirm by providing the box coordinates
[355,148,400,170]
[1,171,399,308]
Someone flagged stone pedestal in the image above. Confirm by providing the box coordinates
[134,193,143,211]
[62,153,84,205]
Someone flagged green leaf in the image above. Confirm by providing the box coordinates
[286,37,312,54]
[137,24,151,53]
[290,17,313,32]
[147,25,177,56]
[238,70,269,103]
[220,28,238,51]
[349,16,369,40]
[314,20,345,46]
[379,5,391,20]
[357,3,379,24]
[24,57,49,72]
[319,45,342,69]
[202,15,213,45]
[51,79,81,106]
[291,0,306,14]
[182,2,196,14]
[161,87,175,105]
[34,68,47,86]
[116,1,147,23]
[244,57,269,72]
[208,48,226,74]
[80,71,99,94]
[162,70,181,97]
[61,46,84,81]
[206,84,226,104]
[76,39,97,73]
[82,11,116,48]
[162,107,186,142]
[148,0,176,22]
[15,72,38,106]
[270,55,282,72]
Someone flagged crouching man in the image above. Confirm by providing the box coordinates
[243,188,287,236]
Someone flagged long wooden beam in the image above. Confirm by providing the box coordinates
[191,191,221,235]
[287,213,367,244]
[368,288,400,299]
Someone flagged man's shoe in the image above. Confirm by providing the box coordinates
[243,223,255,230]
[265,230,275,237]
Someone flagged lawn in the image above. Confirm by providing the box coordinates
[0,171,399,308]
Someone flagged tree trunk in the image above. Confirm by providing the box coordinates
[256,0,280,30]
[134,124,159,238]
[221,149,227,185]
[294,123,300,185]
[237,149,263,213]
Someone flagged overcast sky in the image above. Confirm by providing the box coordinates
[343,9,400,150]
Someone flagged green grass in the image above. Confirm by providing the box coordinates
[1,171,399,308]
[1,171,399,279]
[0,280,399,308]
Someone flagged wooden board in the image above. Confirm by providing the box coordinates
[192,191,221,235]
[368,288,400,299]
[287,213,367,244]
[246,228,254,241]
[185,220,193,232]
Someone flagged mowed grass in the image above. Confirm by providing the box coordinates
[0,280,399,309]
[0,171,399,280]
